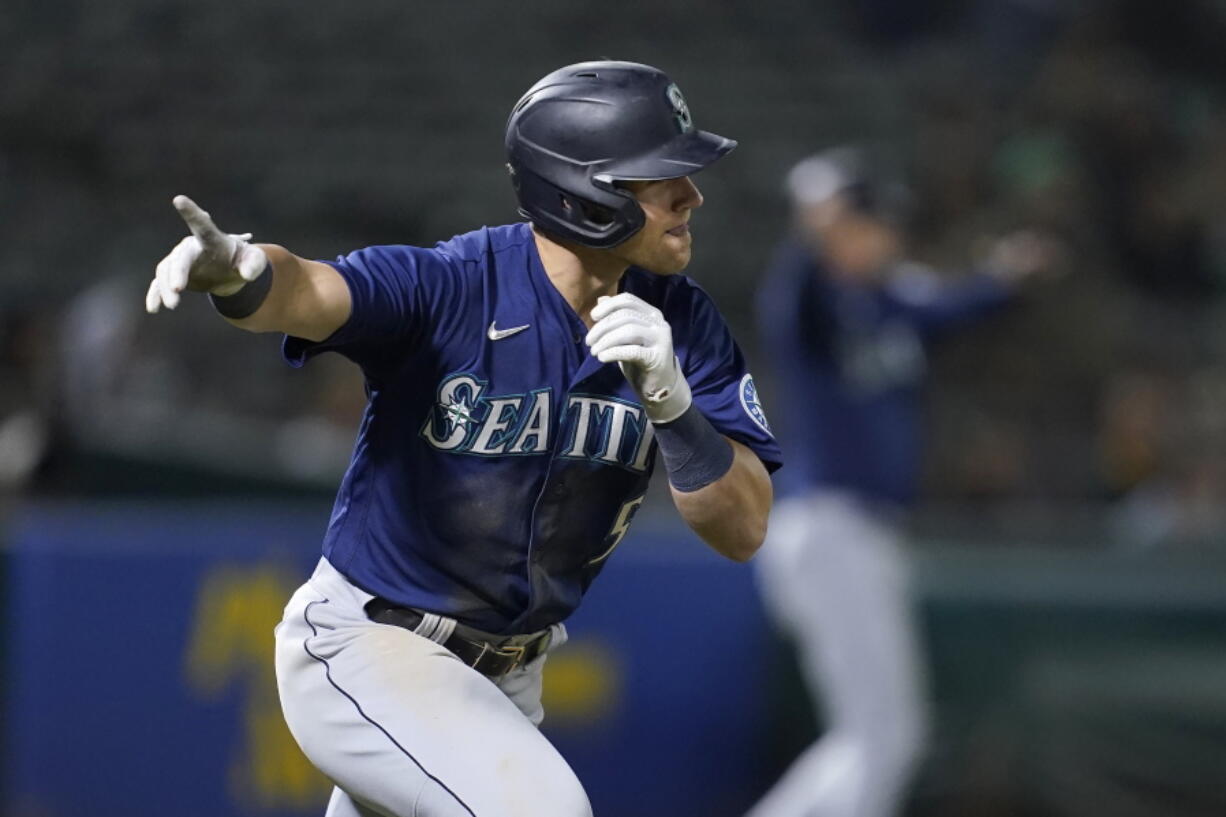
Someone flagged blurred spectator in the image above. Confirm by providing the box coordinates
[1097,370,1171,500]
[53,271,365,491]
[0,308,55,495]
[1104,367,1226,549]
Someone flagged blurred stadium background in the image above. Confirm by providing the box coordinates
[4,0,1226,815]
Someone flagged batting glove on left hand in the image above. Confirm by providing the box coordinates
[586,293,692,424]
[145,195,268,313]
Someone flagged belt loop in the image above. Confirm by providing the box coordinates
[414,612,457,645]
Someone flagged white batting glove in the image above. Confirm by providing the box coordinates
[980,229,1063,287]
[145,195,269,313]
[586,293,692,424]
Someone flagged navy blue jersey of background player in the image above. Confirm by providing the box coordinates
[284,222,781,634]
[757,239,1007,508]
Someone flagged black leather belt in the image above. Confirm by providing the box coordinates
[364,598,552,678]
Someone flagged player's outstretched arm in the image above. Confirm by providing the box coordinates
[586,293,772,561]
[145,196,351,341]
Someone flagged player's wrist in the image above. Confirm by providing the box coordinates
[209,277,249,297]
[209,262,274,319]
[653,402,734,492]
[639,359,692,424]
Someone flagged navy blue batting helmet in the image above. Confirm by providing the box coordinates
[505,61,736,248]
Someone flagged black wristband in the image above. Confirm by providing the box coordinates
[208,263,274,319]
[654,403,735,492]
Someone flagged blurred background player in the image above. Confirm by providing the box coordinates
[748,146,1053,817]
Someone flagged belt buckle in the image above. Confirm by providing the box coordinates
[472,641,527,677]
[495,643,527,666]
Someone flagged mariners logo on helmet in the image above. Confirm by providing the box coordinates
[666,83,693,132]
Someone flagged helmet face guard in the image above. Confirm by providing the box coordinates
[505,61,737,249]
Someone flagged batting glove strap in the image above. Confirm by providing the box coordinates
[636,358,692,424]
[208,261,274,319]
[654,402,734,493]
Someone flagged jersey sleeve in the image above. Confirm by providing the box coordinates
[282,244,462,375]
[672,282,783,473]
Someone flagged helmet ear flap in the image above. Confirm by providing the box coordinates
[571,196,614,227]
[510,163,645,248]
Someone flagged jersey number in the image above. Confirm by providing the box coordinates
[587,494,646,566]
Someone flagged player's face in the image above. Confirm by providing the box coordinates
[797,198,902,284]
[613,177,704,275]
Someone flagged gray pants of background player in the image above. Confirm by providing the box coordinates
[748,492,928,817]
[275,558,591,817]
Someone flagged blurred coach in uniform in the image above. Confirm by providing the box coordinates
[748,146,1051,817]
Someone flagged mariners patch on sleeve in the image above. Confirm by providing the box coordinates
[739,374,772,435]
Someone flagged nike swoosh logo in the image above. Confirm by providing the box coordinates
[487,321,531,341]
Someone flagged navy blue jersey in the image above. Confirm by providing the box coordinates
[757,239,1008,507]
[284,222,780,634]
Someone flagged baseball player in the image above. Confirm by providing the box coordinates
[145,61,780,817]
[748,147,1048,817]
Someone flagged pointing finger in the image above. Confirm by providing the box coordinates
[173,195,227,250]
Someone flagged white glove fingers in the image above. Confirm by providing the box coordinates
[144,278,162,313]
[158,239,199,309]
[158,272,180,310]
[589,294,618,322]
[167,237,201,293]
[590,292,654,322]
[236,243,269,282]
[595,344,652,365]
[172,195,227,251]
[584,310,650,348]
[588,324,653,359]
[153,252,182,310]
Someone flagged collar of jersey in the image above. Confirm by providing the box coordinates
[522,223,655,385]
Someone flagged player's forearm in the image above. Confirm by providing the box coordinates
[671,438,772,562]
[222,245,351,340]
